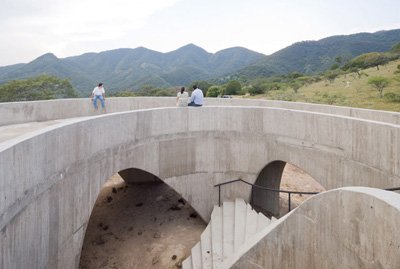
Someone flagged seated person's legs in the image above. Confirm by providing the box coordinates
[188,101,202,106]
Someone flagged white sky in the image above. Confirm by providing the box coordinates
[1,0,400,67]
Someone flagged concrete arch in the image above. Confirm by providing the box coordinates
[1,105,400,268]
[253,160,287,216]
[252,160,324,216]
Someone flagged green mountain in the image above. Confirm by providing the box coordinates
[219,29,400,83]
[0,44,264,96]
[1,29,399,96]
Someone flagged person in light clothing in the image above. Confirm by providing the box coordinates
[91,83,105,110]
[188,84,203,106]
[176,86,189,107]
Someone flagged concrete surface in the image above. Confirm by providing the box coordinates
[2,97,400,127]
[229,187,400,268]
[1,99,400,268]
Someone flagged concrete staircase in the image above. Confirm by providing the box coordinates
[183,198,276,269]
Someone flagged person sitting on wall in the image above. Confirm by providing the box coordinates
[188,84,203,107]
[176,86,189,107]
[91,83,106,110]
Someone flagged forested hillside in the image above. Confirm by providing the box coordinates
[0,44,264,96]
[217,29,400,83]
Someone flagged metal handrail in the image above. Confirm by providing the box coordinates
[214,178,400,213]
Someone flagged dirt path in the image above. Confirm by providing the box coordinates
[79,164,324,268]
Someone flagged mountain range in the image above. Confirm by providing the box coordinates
[0,29,399,96]
[220,29,400,83]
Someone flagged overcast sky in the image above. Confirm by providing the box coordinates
[1,0,400,67]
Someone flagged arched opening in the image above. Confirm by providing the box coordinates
[79,169,206,268]
[252,161,325,218]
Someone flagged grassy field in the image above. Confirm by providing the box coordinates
[246,59,400,112]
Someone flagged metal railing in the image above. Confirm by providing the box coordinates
[214,178,400,213]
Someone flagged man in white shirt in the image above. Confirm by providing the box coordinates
[91,83,106,110]
[188,84,204,106]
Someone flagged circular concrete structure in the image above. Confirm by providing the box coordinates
[1,98,399,268]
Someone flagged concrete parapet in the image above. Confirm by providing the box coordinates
[2,97,400,126]
[1,106,400,268]
[229,187,400,268]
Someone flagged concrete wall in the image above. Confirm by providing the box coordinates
[1,105,400,268]
[2,97,400,126]
[230,187,400,268]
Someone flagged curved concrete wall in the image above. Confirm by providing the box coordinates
[1,105,400,268]
[230,187,400,268]
[2,97,400,126]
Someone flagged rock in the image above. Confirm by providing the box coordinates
[112,188,117,193]
[153,233,160,239]
[102,225,109,231]
[136,202,143,207]
[106,196,113,203]
[100,259,108,267]
[138,231,142,235]
[93,236,106,245]
[190,213,197,218]
[152,257,159,265]
[178,198,186,205]
[172,255,177,260]
[169,205,181,211]
[127,227,133,231]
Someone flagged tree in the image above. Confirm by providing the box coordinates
[225,80,242,95]
[324,70,340,83]
[117,91,137,97]
[394,64,400,75]
[348,52,390,71]
[153,89,172,96]
[206,85,222,97]
[296,76,314,85]
[289,81,302,93]
[335,56,343,64]
[368,76,391,98]
[136,85,154,96]
[266,82,282,91]
[248,83,267,95]
[288,72,304,79]
[330,63,340,70]
[0,75,77,102]
[390,42,400,54]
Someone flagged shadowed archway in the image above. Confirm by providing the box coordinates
[252,161,286,216]
[118,167,162,184]
[252,161,325,217]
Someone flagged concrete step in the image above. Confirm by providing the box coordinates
[183,199,275,269]
[222,201,235,260]
[200,224,212,268]
[182,256,193,269]
[191,242,202,269]
[211,206,223,268]
[244,204,258,244]
[257,212,271,233]
[233,198,247,252]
